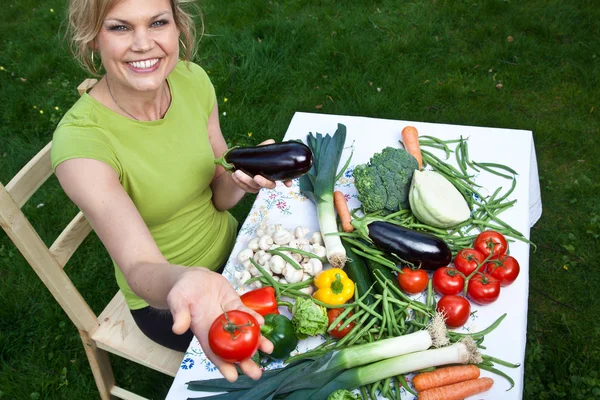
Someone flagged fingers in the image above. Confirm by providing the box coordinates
[258,139,275,146]
[232,170,277,192]
[170,297,192,335]
[238,357,264,380]
[259,335,274,354]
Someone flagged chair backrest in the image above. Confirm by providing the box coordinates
[0,79,99,334]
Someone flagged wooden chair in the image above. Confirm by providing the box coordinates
[0,79,184,400]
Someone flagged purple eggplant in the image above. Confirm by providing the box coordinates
[214,141,313,181]
[367,221,452,270]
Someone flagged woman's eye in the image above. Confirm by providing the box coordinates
[109,25,128,32]
[151,19,169,28]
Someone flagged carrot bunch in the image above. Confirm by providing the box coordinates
[412,365,494,400]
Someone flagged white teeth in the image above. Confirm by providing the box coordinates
[129,59,159,69]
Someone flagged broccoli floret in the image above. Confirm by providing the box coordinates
[353,147,418,214]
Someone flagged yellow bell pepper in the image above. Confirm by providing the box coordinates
[313,268,355,305]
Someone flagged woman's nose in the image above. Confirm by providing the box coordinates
[131,28,154,52]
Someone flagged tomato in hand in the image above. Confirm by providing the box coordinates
[436,295,471,328]
[208,310,260,363]
[432,267,465,296]
[467,274,501,305]
[474,230,508,260]
[397,267,429,294]
[486,255,520,286]
[454,248,485,276]
[327,308,355,339]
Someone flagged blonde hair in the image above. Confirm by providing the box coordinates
[66,0,201,76]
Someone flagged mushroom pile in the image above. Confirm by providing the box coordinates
[234,221,327,293]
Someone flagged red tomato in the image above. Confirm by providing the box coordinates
[327,308,355,339]
[486,255,520,286]
[208,310,260,363]
[467,274,501,305]
[397,268,429,294]
[474,230,508,260]
[454,248,485,276]
[432,267,465,296]
[436,295,471,328]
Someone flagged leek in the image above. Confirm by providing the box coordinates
[304,341,481,399]
[299,124,350,268]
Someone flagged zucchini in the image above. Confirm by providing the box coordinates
[341,239,375,305]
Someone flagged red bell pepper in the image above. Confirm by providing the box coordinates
[240,286,279,316]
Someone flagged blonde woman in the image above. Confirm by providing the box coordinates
[53,0,286,382]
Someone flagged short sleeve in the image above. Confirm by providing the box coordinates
[187,62,217,116]
[51,121,122,178]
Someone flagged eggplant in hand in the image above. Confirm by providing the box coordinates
[354,220,452,270]
[214,141,314,181]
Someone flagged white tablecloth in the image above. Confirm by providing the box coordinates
[166,112,542,400]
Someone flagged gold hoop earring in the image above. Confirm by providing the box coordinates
[179,38,187,53]
[90,51,101,74]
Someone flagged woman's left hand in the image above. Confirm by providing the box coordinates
[230,139,293,193]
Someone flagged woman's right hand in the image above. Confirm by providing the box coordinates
[166,268,274,382]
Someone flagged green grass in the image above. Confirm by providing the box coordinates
[1,0,599,399]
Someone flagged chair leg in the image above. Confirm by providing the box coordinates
[79,330,116,400]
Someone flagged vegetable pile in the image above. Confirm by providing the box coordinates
[194,123,532,400]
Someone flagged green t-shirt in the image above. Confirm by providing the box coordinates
[51,61,238,310]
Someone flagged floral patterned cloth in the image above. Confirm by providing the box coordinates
[166,112,541,400]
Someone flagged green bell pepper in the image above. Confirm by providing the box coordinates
[260,313,298,360]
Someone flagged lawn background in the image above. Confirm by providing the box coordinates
[1,0,599,399]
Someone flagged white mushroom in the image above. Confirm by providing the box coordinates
[300,244,314,253]
[299,286,314,295]
[282,264,304,284]
[302,259,323,276]
[297,238,310,246]
[255,221,268,237]
[269,255,286,274]
[253,250,272,266]
[294,226,310,239]
[278,277,288,285]
[237,248,254,264]
[312,244,327,259]
[234,270,251,287]
[258,235,274,250]
[291,253,303,262]
[287,239,300,249]
[273,229,293,245]
[250,280,263,289]
[248,262,261,277]
[302,272,311,281]
[310,232,323,246]
[246,237,260,252]
[266,224,280,236]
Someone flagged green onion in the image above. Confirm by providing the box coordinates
[299,124,350,268]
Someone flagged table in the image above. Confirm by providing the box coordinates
[166,112,542,400]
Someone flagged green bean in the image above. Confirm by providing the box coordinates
[249,259,281,296]
[397,374,417,397]
[342,236,386,256]
[476,161,519,176]
[478,364,516,390]
[370,381,380,400]
[482,354,521,368]
[360,386,369,400]
[347,317,380,347]
[419,135,455,158]
[450,313,506,339]
[266,249,302,270]
[269,246,326,263]
[327,305,360,332]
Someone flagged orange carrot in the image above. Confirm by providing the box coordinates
[401,125,423,170]
[333,190,354,232]
[418,377,494,400]
[413,365,480,392]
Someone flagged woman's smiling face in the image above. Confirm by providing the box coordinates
[96,0,180,92]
